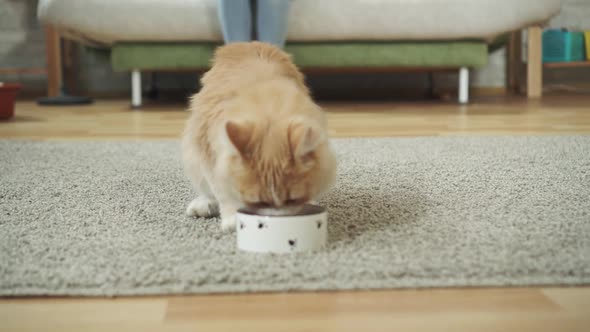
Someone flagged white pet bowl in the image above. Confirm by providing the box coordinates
[236,204,328,253]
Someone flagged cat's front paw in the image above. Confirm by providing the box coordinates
[220,214,237,232]
[186,197,219,217]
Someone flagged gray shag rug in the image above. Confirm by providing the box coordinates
[1,137,589,296]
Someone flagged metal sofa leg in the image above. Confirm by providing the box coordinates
[458,67,469,104]
[131,70,142,108]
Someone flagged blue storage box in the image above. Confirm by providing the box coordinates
[542,29,585,63]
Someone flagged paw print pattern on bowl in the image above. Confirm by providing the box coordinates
[236,204,327,253]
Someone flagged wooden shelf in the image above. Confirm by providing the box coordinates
[0,68,47,75]
[543,61,590,68]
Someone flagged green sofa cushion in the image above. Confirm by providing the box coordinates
[111,42,487,72]
[112,43,216,71]
[287,42,487,68]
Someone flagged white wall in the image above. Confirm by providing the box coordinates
[0,0,46,90]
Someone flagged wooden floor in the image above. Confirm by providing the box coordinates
[2,94,590,139]
[1,95,589,332]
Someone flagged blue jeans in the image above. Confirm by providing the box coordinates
[217,0,290,48]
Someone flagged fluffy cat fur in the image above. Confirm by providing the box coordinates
[182,42,337,231]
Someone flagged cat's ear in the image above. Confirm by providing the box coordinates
[289,120,322,161]
[226,120,254,157]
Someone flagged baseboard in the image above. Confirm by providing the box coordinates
[15,86,508,102]
[471,87,507,96]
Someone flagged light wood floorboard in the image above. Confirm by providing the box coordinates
[2,95,590,140]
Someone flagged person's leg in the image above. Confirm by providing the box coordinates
[217,0,252,43]
[256,0,290,47]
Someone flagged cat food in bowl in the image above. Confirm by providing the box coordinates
[236,204,327,253]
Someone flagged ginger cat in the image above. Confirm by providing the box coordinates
[182,42,336,231]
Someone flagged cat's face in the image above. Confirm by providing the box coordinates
[224,117,336,216]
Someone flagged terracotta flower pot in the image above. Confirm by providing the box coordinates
[0,83,22,120]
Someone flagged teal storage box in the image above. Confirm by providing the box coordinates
[542,29,585,63]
